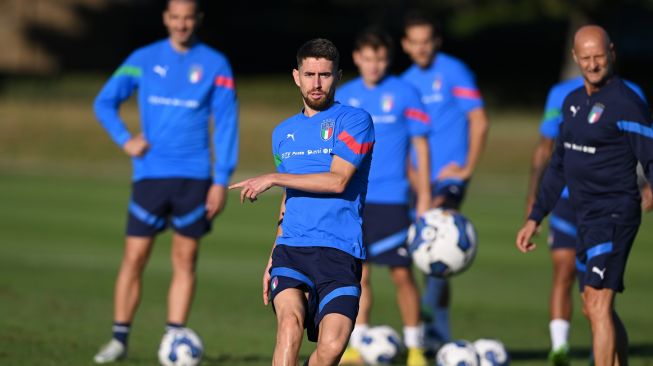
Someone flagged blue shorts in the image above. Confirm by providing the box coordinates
[363,204,411,267]
[575,223,639,293]
[127,178,212,238]
[432,179,468,210]
[269,245,362,342]
[547,198,577,250]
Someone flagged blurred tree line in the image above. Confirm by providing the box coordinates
[4,0,653,106]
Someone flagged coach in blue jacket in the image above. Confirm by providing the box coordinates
[517,25,653,366]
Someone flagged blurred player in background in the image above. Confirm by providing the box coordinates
[400,10,489,351]
[230,38,374,366]
[336,28,430,366]
[92,0,238,362]
[527,75,647,365]
[517,25,653,366]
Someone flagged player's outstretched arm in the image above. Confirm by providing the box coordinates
[229,155,357,203]
[515,220,538,253]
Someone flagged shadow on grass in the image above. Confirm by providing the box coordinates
[510,342,653,361]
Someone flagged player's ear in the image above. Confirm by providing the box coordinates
[292,68,300,87]
[400,36,409,52]
[571,48,578,64]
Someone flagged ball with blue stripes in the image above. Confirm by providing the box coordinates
[358,325,403,365]
[473,338,510,366]
[158,327,203,366]
[436,340,481,366]
[408,208,477,278]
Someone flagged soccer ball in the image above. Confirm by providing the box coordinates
[407,208,477,277]
[473,338,510,366]
[357,325,403,365]
[158,328,203,366]
[436,340,480,366]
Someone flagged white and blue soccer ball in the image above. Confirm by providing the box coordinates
[436,340,481,366]
[158,327,203,366]
[357,325,403,365]
[408,208,478,277]
[473,338,510,366]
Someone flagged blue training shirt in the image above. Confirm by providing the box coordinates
[540,76,647,200]
[94,39,239,185]
[401,52,484,182]
[530,77,653,226]
[272,102,375,259]
[337,76,430,204]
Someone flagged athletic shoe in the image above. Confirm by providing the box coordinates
[407,347,428,366]
[548,344,570,366]
[339,346,364,365]
[93,339,126,364]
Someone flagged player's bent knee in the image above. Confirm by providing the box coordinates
[390,267,415,286]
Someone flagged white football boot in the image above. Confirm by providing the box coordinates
[93,339,126,363]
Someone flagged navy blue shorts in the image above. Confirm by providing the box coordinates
[126,178,212,238]
[432,179,468,210]
[547,198,577,250]
[269,245,362,342]
[363,204,411,267]
[575,223,639,293]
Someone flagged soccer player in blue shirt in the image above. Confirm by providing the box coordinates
[92,0,238,363]
[400,11,489,350]
[335,29,431,366]
[230,39,374,366]
[517,25,653,366]
[526,76,647,365]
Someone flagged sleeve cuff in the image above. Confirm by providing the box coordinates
[528,209,545,225]
[213,170,231,186]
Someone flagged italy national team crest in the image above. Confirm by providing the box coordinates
[320,119,335,141]
[432,75,442,91]
[588,103,605,124]
[188,65,203,84]
[381,94,394,113]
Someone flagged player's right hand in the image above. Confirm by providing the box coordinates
[262,259,272,306]
[123,133,149,157]
[515,220,538,253]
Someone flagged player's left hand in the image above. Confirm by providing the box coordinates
[229,174,275,203]
[515,220,538,253]
[205,184,227,219]
[641,183,653,212]
[437,162,471,181]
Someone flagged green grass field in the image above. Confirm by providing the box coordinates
[1,75,652,365]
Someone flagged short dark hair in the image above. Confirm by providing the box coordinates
[296,38,340,70]
[403,10,441,38]
[353,27,394,56]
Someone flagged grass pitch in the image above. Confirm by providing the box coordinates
[0,75,652,365]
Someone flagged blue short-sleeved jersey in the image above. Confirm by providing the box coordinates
[530,77,653,226]
[337,76,430,204]
[94,39,239,185]
[401,52,484,181]
[272,102,375,259]
[540,76,647,199]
